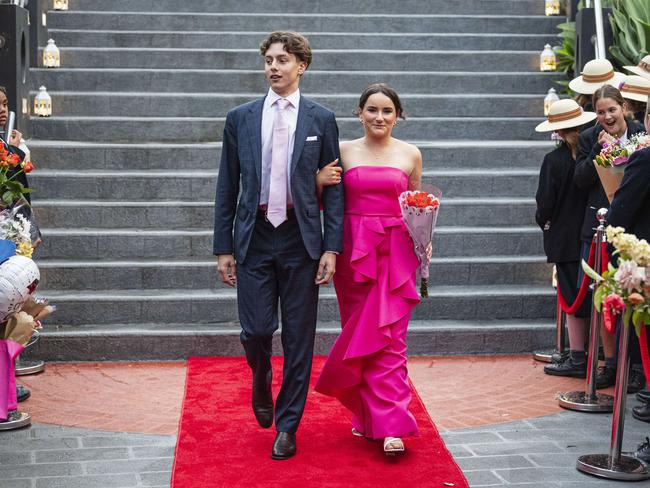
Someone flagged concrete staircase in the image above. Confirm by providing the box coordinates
[27,0,565,360]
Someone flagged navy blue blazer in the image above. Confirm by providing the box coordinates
[608,146,650,242]
[213,95,344,263]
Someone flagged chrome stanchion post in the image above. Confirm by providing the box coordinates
[533,270,567,363]
[577,319,650,480]
[558,208,613,412]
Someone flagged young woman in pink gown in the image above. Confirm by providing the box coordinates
[314,84,422,454]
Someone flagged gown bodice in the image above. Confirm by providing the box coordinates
[343,165,408,217]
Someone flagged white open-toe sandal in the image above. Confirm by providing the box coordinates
[383,437,405,455]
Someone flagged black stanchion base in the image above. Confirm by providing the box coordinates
[0,411,31,431]
[558,391,614,412]
[15,359,45,376]
[577,454,650,481]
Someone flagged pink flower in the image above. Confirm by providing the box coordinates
[603,293,625,334]
[605,293,626,313]
[615,260,644,291]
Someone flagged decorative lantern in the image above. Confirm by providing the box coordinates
[42,39,60,68]
[545,0,561,15]
[34,86,52,117]
[540,44,557,72]
[53,0,68,10]
[544,88,560,116]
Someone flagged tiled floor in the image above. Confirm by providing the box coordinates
[4,356,650,488]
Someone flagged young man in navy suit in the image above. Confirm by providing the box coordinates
[213,32,344,460]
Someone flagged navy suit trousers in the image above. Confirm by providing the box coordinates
[237,211,319,433]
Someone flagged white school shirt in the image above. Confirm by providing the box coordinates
[259,87,300,206]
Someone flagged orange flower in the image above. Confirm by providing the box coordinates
[405,191,439,209]
[21,160,34,173]
[628,292,645,305]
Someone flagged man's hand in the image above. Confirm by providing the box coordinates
[217,254,237,287]
[315,252,337,285]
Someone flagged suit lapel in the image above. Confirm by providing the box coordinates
[291,96,315,176]
[245,98,265,186]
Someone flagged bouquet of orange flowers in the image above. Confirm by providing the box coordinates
[399,189,441,298]
[0,141,33,207]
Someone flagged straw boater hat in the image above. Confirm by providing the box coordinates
[624,55,650,81]
[619,75,650,103]
[569,58,626,95]
[535,99,597,132]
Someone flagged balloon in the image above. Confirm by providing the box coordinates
[0,256,39,322]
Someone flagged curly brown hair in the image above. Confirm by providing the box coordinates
[259,31,312,69]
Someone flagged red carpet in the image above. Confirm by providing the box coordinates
[171,357,468,488]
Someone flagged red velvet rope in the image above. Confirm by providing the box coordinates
[557,238,597,314]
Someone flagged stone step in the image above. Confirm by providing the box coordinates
[49,29,558,51]
[27,140,554,170]
[49,12,561,34]
[33,226,543,260]
[31,68,563,94]
[35,285,556,326]
[37,256,551,290]
[37,91,546,118]
[31,169,540,200]
[30,116,545,142]
[32,198,536,228]
[25,319,555,360]
[63,0,545,15]
[52,47,540,72]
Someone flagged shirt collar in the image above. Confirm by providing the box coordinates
[265,87,300,109]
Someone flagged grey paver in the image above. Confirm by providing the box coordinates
[456,454,534,471]
[139,472,172,487]
[0,462,83,479]
[84,458,172,475]
[34,474,138,488]
[0,451,32,465]
[131,445,175,458]
[462,470,506,486]
[34,447,130,463]
[81,435,175,448]
[1,480,33,488]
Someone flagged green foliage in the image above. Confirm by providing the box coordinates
[609,0,650,69]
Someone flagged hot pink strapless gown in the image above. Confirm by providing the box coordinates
[315,165,420,439]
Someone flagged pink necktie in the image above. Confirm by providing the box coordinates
[267,98,291,227]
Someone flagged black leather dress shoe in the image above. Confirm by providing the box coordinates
[271,432,296,460]
[636,389,650,403]
[632,403,650,423]
[16,385,30,403]
[252,382,273,429]
[544,357,586,378]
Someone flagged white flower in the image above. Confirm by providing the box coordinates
[614,260,645,291]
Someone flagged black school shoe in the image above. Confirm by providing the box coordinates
[637,389,650,403]
[628,366,647,394]
[634,437,650,462]
[544,357,586,378]
[595,365,617,389]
